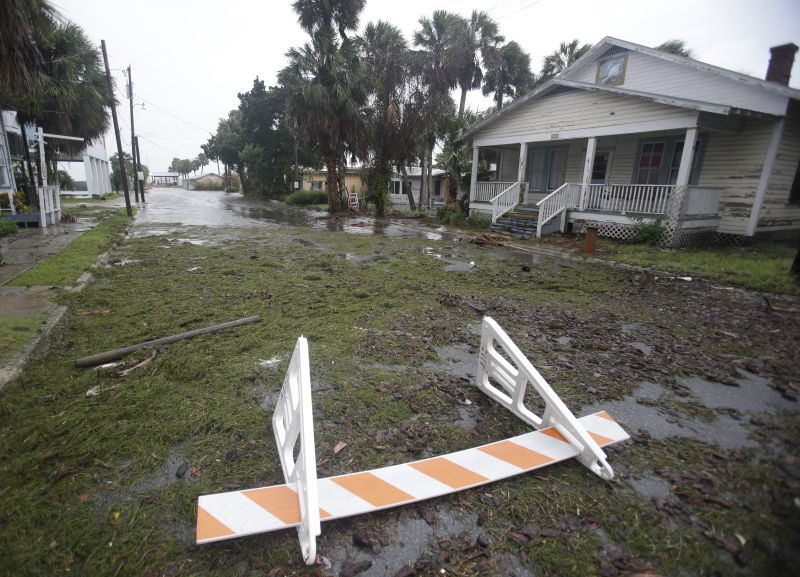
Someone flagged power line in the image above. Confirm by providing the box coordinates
[495,0,548,20]
[135,95,215,134]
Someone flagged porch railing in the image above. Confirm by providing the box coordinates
[490,181,522,223]
[685,187,722,216]
[536,183,581,237]
[37,184,61,227]
[474,181,517,203]
[582,184,674,215]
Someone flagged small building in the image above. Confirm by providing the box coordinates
[301,167,365,196]
[464,38,800,245]
[184,173,224,190]
[151,172,179,186]
[389,167,450,208]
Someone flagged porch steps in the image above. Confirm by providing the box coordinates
[490,204,540,239]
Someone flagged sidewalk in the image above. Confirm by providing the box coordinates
[0,217,98,388]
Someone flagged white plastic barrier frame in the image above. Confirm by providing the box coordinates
[197,318,627,563]
[271,336,320,564]
[476,316,614,480]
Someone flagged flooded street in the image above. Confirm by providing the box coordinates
[132,187,449,240]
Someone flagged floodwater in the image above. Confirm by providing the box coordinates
[131,187,452,239]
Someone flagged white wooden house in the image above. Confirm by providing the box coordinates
[464,38,800,245]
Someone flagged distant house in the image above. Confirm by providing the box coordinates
[184,173,224,190]
[463,38,800,244]
[389,167,449,207]
[151,172,179,186]
[0,109,17,212]
[301,167,365,196]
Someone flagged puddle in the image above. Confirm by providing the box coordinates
[323,505,479,577]
[416,246,443,259]
[258,357,281,368]
[628,474,672,502]
[425,344,477,379]
[443,261,475,272]
[556,336,572,346]
[621,323,643,335]
[343,253,391,264]
[456,405,478,430]
[677,370,797,414]
[627,341,653,355]
[169,237,209,246]
[633,381,666,401]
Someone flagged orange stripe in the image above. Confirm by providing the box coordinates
[479,440,554,469]
[332,472,414,507]
[541,426,614,447]
[196,506,234,541]
[540,427,568,442]
[589,431,614,446]
[595,411,615,422]
[410,457,488,489]
[243,485,331,523]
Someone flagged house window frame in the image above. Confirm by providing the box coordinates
[595,53,628,87]
[526,145,569,193]
[633,136,706,186]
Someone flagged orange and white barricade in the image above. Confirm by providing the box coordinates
[197,317,629,564]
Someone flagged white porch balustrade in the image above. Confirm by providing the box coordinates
[582,184,674,214]
[473,181,518,203]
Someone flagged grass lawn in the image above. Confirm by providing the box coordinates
[62,192,122,203]
[0,222,797,576]
[0,314,48,365]
[8,208,132,286]
[599,240,799,294]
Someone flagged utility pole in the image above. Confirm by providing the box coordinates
[135,136,145,202]
[127,66,139,202]
[101,40,132,217]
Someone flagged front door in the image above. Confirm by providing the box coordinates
[591,150,612,184]
[526,146,568,202]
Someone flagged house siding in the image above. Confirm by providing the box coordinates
[695,119,774,235]
[566,50,789,116]
[758,100,800,230]
[472,90,696,144]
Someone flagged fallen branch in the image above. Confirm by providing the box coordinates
[116,349,158,376]
[75,315,261,368]
[763,296,800,315]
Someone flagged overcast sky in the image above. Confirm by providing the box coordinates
[54,0,800,173]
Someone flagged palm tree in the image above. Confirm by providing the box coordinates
[655,39,696,58]
[282,0,366,212]
[0,0,58,90]
[482,41,533,110]
[413,11,461,208]
[357,21,411,216]
[196,153,208,174]
[454,10,503,119]
[539,39,592,82]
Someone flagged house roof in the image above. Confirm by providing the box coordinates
[463,36,800,140]
[394,167,447,178]
[152,171,179,177]
[188,173,222,180]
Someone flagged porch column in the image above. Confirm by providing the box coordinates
[84,155,94,196]
[517,141,528,201]
[469,144,479,204]
[579,137,597,210]
[665,126,698,244]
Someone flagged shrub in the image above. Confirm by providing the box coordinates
[285,189,328,206]
[193,181,225,191]
[0,218,19,238]
[630,218,665,246]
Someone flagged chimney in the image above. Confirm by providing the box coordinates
[765,43,798,85]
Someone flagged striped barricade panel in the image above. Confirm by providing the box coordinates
[196,410,628,544]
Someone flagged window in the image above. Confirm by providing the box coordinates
[789,162,800,205]
[547,149,567,190]
[310,180,324,190]
[635,142,665,184]
[596,54,628,87]
[591,151,611,184]
[527,149,547,192]
[0,142,9,188]
[434,180,441,197]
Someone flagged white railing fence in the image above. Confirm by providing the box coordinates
[477,316,614,479]
[685,187,722,216]
[473,181,517,203]
[272,336,321,565]
[582,184,674,215]
[2,190,16,215]
[490,181,521,222]
[535,183,581,237]
[37,184,61,227]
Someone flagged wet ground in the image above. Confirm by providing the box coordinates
[1,187,798,577]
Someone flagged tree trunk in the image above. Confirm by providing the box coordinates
[495,90,504,110]
[337,151,346,208]
[326,153,338,212]
[237,166,249,194]
[458,88,467,120]
[401,165,415,211]
[419,147,427,211]
[428,142,435,209]
[22,136,37,205]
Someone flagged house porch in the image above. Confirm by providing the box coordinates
[468,123,729,245]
